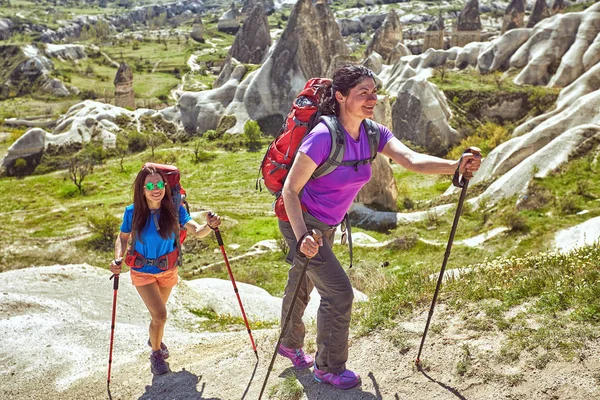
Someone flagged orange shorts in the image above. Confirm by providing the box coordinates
[130,268,179,288]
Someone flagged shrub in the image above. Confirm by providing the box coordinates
[243,120,262,152]
[86,212,120,251]
[204,129,223,141]
[518,181,553,211]
[132,40,141,50]
[558,196,580,215]
[216,114,236,134]
[500,208,529,232]
[127,131,148,152]
[13,158,27,177]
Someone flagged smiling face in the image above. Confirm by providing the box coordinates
[143,173,165,208]
[336,77,378,121]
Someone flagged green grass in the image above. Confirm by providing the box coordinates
[188,307,277,332]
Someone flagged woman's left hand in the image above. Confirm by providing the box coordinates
[206,212,221,230]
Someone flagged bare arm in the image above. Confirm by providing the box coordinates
[282,152,322,256]
[109,231,130,274]
[380,137,459,174]
[183,212,221,239]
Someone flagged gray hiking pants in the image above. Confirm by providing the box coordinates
[278,212,354,374]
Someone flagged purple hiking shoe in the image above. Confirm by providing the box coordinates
[150,350,169,375]
[277,344,314,370]
[147,339,169,359]
[314,363,360,389]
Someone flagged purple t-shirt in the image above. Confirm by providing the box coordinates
[298,121,394,225]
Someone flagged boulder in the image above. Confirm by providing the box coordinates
[391,77,461,156]
[363,52,384,75]
[338,18,365,36]
[477,28,532,73]
[502,0,525,34]
[44,44,86,61]
[218,3,241,34]
[355,154,398,212]
[527,0,550,28]
[1,128,45,175]
[365,9,403,64]
[388,42,412,65]
[190,15,204,43]
[0,18,13,41]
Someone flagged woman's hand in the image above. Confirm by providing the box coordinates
[299,233,323,258]
[109,258,122,274]
[458,148,482,175]
[206,212,221,230]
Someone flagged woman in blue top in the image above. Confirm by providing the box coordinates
[109,165,221,375]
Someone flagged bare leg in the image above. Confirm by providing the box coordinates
[136,283,173,352]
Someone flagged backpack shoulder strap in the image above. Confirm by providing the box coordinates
[363,118,380,162]
[311,115,345,180]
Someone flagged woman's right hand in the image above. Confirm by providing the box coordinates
[299,233,323,258]
[109,258,123,274]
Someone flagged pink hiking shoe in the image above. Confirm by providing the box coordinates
[314,363,360,389]
[277,344,314,370]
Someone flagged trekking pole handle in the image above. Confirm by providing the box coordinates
[207,212,224,246]
[453,147,481,187]
[296,229,323,259]
[110,259,122,290]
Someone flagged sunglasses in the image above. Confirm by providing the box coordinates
[145,181,165,191]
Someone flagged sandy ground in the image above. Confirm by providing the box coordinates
[1,264,599,400]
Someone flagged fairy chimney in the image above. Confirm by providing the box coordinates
[191,15,204,42]
[452,0,482,47]
[218,2,241,34]
[527,0,550,28]
[114,62,134,109]
[502,0,525,34]
[551,0,565,15]
[365,9,403,64]
[423,14,444,51]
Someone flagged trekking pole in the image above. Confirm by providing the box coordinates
[208,214,259,360]
[416,148,480,367]
[258,229,323,400]
[107,260,121,389]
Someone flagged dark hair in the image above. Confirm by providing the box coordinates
[131,165,177,242]
[320,64,376,116]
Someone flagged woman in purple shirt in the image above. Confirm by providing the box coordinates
[277,64,481,389]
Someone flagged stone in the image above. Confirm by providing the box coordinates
[391,77,461,156]
[218,3,241,34]
[44,44,86,61]
[388,42,412,65]
[363,52,384,75]
[365,9,403,64]
[502,0,525,34]
[423,15,445,51]
[1,128,45,175]
[114,62,135,110]
[452,0,482,47]
[191,15,204,43]
[551,0,565,15]
[527,0,550,28]
[355,154,398,212]
[0,18,13,41]
[477,28,531,73]
[338,18,365,36]
[241,0,275,15]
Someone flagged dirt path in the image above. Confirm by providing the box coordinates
[1,265,599,400]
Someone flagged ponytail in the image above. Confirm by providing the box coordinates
[319,84,337,116]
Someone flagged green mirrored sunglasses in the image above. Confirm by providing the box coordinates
[145,181,165,191]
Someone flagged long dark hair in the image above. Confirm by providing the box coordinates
[131,165,177,242]
[320,64,376,116]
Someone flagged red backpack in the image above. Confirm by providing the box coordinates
[125,162,189,270]
[258,78,380,222]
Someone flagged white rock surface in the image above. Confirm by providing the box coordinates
[554,216,600,253]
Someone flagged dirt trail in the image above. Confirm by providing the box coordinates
[1,265,599,400]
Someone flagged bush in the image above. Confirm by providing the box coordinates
[500,208,529,232]
[86,212,120,251]
[204,129,223,141]
[13,158,27,177]
[243,120,262,152]
[127,131,148,152]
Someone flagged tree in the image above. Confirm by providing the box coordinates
[146,130,168,157]
[68,157,91,195]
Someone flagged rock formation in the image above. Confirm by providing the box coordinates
[502,0,525,34]
[452,0,482,47]
[510,4,600,87]
[365,9,403,64]
[214,2,272,88]
[44,44,86,61]
[551,0,565,15]
[242,0,274,15]
[0,18,13,41]
[423,15,444,51]
[391,78,461,156]
[191,15,204,43]
[527,0,550,28]
[477,28,532,73]
[218,3,241,34]
[114,62,135,110]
